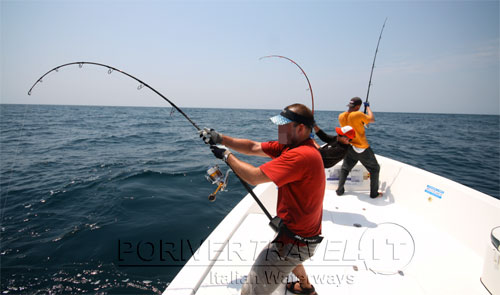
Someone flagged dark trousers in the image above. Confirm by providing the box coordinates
[338,145,380,198]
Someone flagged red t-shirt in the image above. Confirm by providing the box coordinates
[260,139,325,240]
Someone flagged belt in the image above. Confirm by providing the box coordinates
[269,216,323,244]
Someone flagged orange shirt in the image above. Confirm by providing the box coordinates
[338,111,370,149]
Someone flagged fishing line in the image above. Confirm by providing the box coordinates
[0,104,36,221]
[364,18,388,114]
[259,55,315,114]
[27,62,274,222]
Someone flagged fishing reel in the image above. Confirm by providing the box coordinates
[205,165,231,202]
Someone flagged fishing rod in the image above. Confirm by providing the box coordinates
[364,18,387,114]
[259,55,315,114]
[28,62,201,131]
[28,61,274,223]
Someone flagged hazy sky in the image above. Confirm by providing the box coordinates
[1,0,499,114]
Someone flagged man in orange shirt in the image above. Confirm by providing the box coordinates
[337,97,383,198]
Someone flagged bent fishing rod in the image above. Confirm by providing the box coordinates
[29,62,200,131]
[364,18,387,114]
[28,61,274,222]
[259,55,315,114]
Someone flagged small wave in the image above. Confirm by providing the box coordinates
[1,262,166,294]
[44,175,101,198]
[118,169,190,182]
[50,222,102,243]
[54,133,150,150]
[129,121,164,128]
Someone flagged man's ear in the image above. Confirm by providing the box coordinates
[298,124,310,137]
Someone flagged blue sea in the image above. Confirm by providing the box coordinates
[1,104,499,294]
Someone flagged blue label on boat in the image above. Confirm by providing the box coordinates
[425,185,444,199]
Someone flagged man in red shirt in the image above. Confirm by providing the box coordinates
[201,103,324,295]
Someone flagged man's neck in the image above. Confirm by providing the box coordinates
[286,137,311,149]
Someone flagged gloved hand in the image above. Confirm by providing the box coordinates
[363,102,370,107]
[210,145,232,162]
[199,128,223,145]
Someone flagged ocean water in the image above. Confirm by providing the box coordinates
[1,104,499,294]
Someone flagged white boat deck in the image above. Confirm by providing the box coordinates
[164,156,500,295]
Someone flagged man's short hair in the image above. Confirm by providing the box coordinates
[287,103,314,130]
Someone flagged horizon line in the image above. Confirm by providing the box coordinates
[0,102,498,116]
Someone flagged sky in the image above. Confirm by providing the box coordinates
[1,0,499,115]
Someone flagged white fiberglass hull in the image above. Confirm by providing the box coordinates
[164,155,500,295]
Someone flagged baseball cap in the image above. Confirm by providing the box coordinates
[335,125,356,139]
[270,108,315,128]
[347,97,363,107]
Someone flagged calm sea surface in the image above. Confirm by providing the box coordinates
[1,104,499,294]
